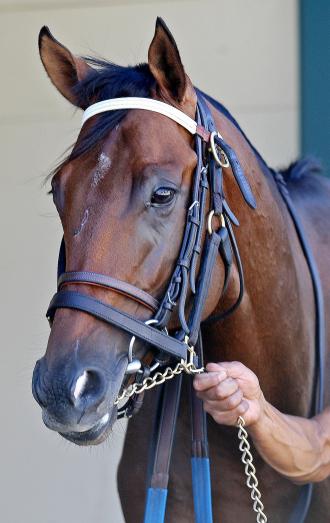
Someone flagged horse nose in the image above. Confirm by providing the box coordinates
[70,367,107,409]
[32,358,47,407]
[32,357,108,416]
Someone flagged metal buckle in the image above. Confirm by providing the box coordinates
[209,131,230,168]
[207,210,225,235]
[183,335,196,367]
[167,292,176,306]
[188,200,199,212]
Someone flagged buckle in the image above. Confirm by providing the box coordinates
[207,210,225,235]
[209,131,230,168]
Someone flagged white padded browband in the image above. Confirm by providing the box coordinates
[81,97,198,135]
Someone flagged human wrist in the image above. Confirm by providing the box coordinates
[247,392,271,436]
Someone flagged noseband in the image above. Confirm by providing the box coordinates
[47,93,256,417]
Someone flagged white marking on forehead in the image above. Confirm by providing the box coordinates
[73,208,89,236]
[73,371,88,400]
[91,152,112,188]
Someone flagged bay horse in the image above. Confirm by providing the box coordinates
[32,18,330,522]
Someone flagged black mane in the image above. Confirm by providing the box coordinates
[280,157,323,183]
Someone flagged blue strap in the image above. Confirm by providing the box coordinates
[143,488,168,523]
[191,457,213,523]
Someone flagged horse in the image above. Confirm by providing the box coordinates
[32,18,330,522]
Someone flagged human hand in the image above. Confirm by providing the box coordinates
[193,361,266,427]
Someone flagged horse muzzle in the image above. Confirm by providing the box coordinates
[32,355,125,444]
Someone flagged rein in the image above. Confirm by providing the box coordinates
[46,94,325,523]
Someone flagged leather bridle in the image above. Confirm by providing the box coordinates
[47,92,256,417]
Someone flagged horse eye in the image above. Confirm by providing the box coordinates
[151,187,176,206]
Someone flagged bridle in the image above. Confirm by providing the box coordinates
[47,93,256,414]
[46,92,325,523]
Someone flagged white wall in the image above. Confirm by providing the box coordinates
[0,1,298,522]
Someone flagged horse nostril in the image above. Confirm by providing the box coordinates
[70,368,106,407]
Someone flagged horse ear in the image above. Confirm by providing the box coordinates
[38,26,92,108]
[148,18,195,106]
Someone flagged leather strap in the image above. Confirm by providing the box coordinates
[190,334,213,523]
[203,215,245,324]
[273,172,325,416]
[47,290,188,360]
[143,375,182,523]
[191,334,209,458]
[273,170,326,522]
[58,271,159,312]
[214,134,256,209]
[147,375,183,490]
[188,231,222,346]
[82,97,201,137]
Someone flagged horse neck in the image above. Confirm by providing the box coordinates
[204,105,315,415]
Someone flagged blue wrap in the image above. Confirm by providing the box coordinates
[143,488,168,523]
[191,457,213,523]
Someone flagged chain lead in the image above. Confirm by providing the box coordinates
[237,416,268,523]
[116,361,267,523]
[115,352,204,406]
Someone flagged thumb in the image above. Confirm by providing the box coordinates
[211,361,248,380]
[206,362,228,375]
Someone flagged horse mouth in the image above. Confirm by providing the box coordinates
[60,410,115,446]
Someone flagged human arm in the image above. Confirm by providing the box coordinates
[193,361,330,484]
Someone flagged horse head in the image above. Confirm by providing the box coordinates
[32,19,226,445]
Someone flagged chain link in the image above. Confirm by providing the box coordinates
[237,416,268,523]
[114,358,204,405]
[116,358,267,523]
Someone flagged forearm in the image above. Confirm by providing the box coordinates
[249,400,330,484]
[194,362,330,484]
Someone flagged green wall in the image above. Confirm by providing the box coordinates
[300,0,330,175]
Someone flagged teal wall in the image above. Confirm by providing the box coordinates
[300,0,330,175]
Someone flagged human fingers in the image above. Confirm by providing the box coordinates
[204,398,249,426]
[206,361,247,378]
[193,370,227,392]
[195,376,238,401]
[207,361,261,400]
[202,387,244,412]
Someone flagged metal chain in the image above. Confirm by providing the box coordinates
[116,355,267,523]
[237,416,268,523]
[115,357,204,405]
